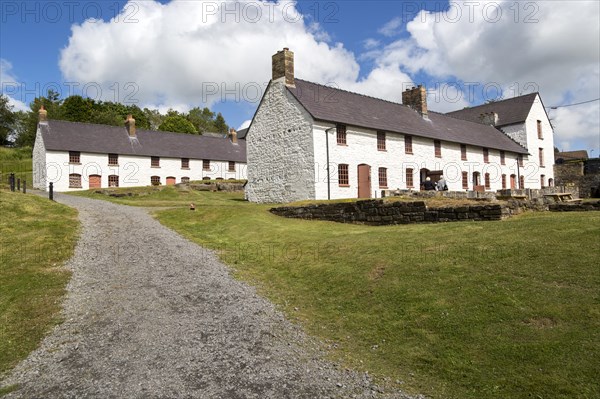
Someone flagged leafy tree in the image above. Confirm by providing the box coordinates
[158,114,198,134]
[187,106,217,134]
[0,94,17,144]
[213,112,228,134]
[61,95,96,122]
[143,108,164,131]
[15,91,63,147]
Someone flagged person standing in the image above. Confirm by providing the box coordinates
[437,175,448,191]
[423,177,436,191]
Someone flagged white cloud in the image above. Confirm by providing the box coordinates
[238,119,251,130]
[378,16,403,37]
[59,0,361,110]
[375,0,600,149]
[0,59,29,112]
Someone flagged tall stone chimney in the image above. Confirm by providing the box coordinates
[229,128,238,144]
[125,114,136,137]
[402,85,428,118]
[272,47,295,87]
[38,105,48,123]
[479,112,499,126]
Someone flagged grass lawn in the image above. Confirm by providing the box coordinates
[0,190,78,379]
[0,148,32,190]
[71,186,600,399]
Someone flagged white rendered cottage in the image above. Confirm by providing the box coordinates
[245,48,554,203]
[32,109,247,191]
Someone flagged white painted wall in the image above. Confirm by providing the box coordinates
[499,94,555,188]
[42,150,247,192]
[312,122,529,200]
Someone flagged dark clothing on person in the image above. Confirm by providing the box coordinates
[423,180,436,190]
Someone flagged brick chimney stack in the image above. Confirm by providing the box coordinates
[402,85,428,119]
[229,128,238,144]
[272,47,295,87]
[125,114,136,137]
[38,105,48,123]
[479,112,499,126]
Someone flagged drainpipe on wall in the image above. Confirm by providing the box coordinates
[325,127,336,200]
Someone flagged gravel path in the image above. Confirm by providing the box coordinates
[2,193,418,399]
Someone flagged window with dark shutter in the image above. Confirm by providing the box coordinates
[434,140,441,158]
[461,144,467,161]
[181,158,189,169]
[151,156,160,167]
[462,171,468,189]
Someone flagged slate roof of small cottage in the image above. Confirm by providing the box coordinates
[555,150,589,161]
[285,79,528,154]
[40,120,246,162]
[445,92,539,127]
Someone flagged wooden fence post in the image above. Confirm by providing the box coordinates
[49,182,54,201]
[23,180,26,194]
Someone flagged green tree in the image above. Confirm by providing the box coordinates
[158,114,198,134]
[143,108,164,131]
[213,112,228,134]
[0,94,17,144]
[61,95,96,122]
[15,91,63,147]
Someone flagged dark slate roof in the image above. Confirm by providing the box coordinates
[236,128,248,140]
[445,93,539,127]
[556,150,589,161]
[41,120,246,162]
[286,79,528,154]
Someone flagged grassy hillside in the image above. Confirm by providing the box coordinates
[0,190,78,379]
[0,147,32,190]
[71,187,600,399]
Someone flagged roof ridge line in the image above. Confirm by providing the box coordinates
[294,78,407,108]
[447,92,539,114]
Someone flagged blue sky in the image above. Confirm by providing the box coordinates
[1,0,599,153]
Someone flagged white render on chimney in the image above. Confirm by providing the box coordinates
[246,80,315,203]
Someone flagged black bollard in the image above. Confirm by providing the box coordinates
[49,182,54,201]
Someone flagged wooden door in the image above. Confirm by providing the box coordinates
[166,176,176,186]
[510,174,516,189]
[357,164,371,199]
[89,175,101,189]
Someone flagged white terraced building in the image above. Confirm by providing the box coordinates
[245,48,554,203]
[32,110,246,192]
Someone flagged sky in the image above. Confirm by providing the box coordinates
[1,0,599,154]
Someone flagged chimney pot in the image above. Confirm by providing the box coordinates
[402,85,428,119]
[125,114,136,137]
[272,47,295,87]
[229,128,238,144]
[38,105,48,123]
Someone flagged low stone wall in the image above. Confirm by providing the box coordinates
[549,201,600,212]
[270,200,504,226]
[186,182,245,192]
